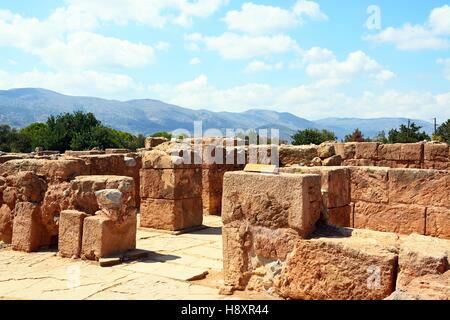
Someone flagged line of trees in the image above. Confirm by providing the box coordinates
[292,121,450,145]
[0,111,145,153]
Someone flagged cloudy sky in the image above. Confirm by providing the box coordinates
[1,0,450,121]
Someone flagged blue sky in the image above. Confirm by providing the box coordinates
[0,0,449,121]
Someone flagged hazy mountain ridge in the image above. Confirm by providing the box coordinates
[0,88,434,140]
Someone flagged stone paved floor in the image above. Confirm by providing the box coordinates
[0,215,276,300]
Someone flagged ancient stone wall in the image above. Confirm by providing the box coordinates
[221,170,450,300]
[332,142,450,170]
[350,166,449,240]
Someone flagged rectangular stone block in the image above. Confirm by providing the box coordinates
[343,159,376,167]
[388,169,450,208]
[400,143,423,161]
[202,167,226,194]
[222,172,321,238]
[354,202,426,235]
[140,198,203,231]
[326,205,352,228]
[350,167,389,203]
[279,145,318,166]
[140,168,202,200]
[58,210,88,258]
[282,166,350,209]
[333,143,357,160]
[397,234,449,289]
[378,144,402,161]
[422,160,450,170]
[426,206,450,240]
[278,230,398,300]
[424,143,449,161]
[202,192,222,216]
[12,202,44,252]
[355,142,379,160]
[81,214,136,260]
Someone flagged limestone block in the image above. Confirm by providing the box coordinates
[354,202,426,235]
[58,210,88,258]
[140,198,203,231]
[140,168,202,200]
[350,167,389,203]
[222,172,321,237]
[355,142,379,160]
[81,214,136,260]
[424,143,449,162]
[326,205,352,228]
[388,169,450,208]
[426,206,450,240]
[318,143,335,159]
[279,145,318,166]
[12,202,45,252]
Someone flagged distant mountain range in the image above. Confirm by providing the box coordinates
[0,88,434,141]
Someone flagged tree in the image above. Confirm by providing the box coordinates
[344,128,365,142]
[0,125,31,152]
[152,131,172,140]
[291,128,336,145]
[20,123,50,150]
[435,119,450,144]
[373,131,388,143]
[387,122,430,143]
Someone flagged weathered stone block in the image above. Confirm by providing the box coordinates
[58,210,88,258]
[426,206,450,240]
[422,160,450,170]
[378,144,402,161]
[281,166,350,209]
[140,168,202,200]
[387,272,450,300]
[142,150,197,169]
[279,145,318,166]
[145,137,169,149]
[424,143,449,162]
[400,143,423,161]
[278,229,398,300]
[397,234,449,289]
[343,159,376,167]
[203,192,222,216]
[326,205,352,228]
[318,143,335,159]
[355,142,379,160]
[0,204,13,243]
[140,198,203,231]
[388,169,450,208]
[202,168,226,194]
[350,167,389,203]
[81,214,136,260]
[222,172,321,237]
[354,202,426,235]
[12,202,45,252]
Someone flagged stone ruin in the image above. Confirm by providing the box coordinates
[0,137,448,300]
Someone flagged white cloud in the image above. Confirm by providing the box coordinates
[223,1,327,35]
[149,74,450,121]
[155,41,171,51]
[65,0,227,28]
[293,0,328,21]
[0,69,144,99]
[190,57,201,65]
[0,9,156,69]
[245,60,283,73]
[186,32,300,59]
[305,51,394,85]
[366,5,450,50]
[438,58,450,80]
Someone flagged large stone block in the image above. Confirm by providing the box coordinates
[58,210,88,258]
[142,149,198,169]
[397,234,449,290]
[222,172,321,237]
[326,205,352,228]
[354,202,426,235]
[69,175,135,215]
[282,166,350,209]
[278,229,398,300]
[81,214,136,260]
[203,192,222,216]
[333,143,357,160]
[426,206,450,240]
[422,160,450,170]
[279,145,318,166]
[388,169,450,208]
[400,143,424,161]
[378,144,402,161]
[355,142,379,160]
[140,198,203,231]
[387,272,450,300]
[145,137,168,149]
[0,204,12,243]
[424,143,449,162]
[140,168,202,200]
[12,202,46,252]
[350,167,389,203]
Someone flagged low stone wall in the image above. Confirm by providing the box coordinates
[222,170,450,300]
[350,166,450,240]
[333,142,450,170]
